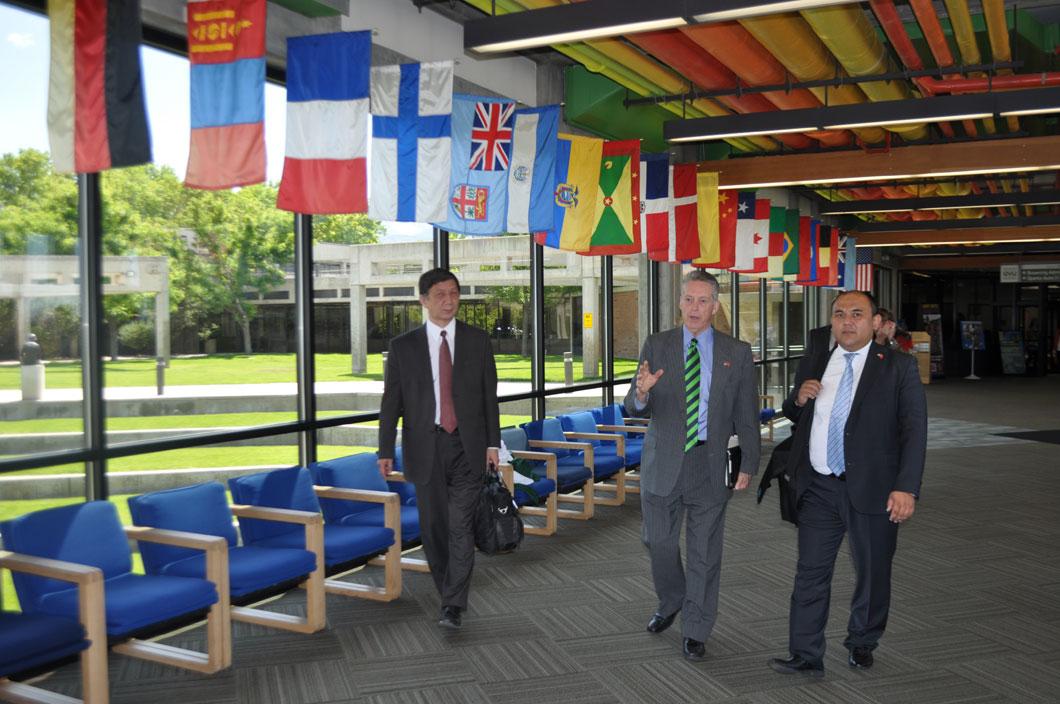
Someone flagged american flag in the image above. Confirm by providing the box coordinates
[469,101,514,171]
[855,248,875,292]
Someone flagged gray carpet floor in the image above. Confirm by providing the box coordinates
[26,375,1060,703]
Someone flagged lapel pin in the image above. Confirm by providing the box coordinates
[723,360,731,367]
[876,353,884,360]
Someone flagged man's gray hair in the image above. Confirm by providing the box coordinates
[681,269,720,300]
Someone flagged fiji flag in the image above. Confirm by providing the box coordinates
[507,105,559,234]
[435,95,514,235]
[185,0,267,190]
[277,31,370,214]
[370,61,453,223]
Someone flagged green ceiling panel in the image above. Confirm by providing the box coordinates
[564,66,672,153]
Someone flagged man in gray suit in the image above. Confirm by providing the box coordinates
[624,269,761,660]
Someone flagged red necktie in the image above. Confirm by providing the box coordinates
[439,331,457,433]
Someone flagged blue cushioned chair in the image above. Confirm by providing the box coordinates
[498,427,561,536]
[228,466,402,602]
[310,452,429,574]
[591,403,646,464]
[520,418,604,519]
[553,413,627,507]
[0,550,108,703]
[1,501,230,675]
[128,482,325,635]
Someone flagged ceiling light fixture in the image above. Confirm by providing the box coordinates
[819,190,1060,215]
[665,88,1060,143]
[464,0,862,54]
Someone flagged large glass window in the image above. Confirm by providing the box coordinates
[738,276,762,361]
[764,280,784,360]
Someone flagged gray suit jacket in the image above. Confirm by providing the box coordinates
[624,327,761,497]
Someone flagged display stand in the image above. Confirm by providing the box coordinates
[965,348,981,381]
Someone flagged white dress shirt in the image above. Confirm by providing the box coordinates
[809,341,871,476]
[425,318,456,425]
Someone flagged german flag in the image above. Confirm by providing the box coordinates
[48,0,152,174]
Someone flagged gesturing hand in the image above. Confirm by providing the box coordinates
[635,360,664,402]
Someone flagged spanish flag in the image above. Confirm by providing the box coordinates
[535,134,601,252]
[48,0,152,174]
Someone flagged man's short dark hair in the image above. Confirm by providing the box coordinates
[833,289,879,316]
[878,307,894,323]
[681,269,720,300]
[418,268,460,296]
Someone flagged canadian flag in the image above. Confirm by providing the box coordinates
[732,192,770,273]
[639,155,699,262]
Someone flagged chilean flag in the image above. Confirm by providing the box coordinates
[185,0,266,190]
[277,32,369,214]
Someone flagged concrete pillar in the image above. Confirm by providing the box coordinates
[581,260,599,377]
[155,260,170,365]
[350,284,367,374]
[17,295,30,347]
[658,262,682,331]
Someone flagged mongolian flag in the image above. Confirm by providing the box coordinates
[694,188,736,270]
[185,0,267,190]
[47,0,152,173]
[580,139,640,255]
[435,95,515,235]
[277,31,370,214]
[732,192,769,273]
[535,133,601,251]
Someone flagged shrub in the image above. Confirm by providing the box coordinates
[118,320,155,355]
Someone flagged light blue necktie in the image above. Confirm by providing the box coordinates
[826,352,857,476]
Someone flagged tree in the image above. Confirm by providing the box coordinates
[314,213,384,245]
[0,149,78,255]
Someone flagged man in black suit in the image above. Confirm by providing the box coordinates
[378,268,500,629]
[769,290,927,677]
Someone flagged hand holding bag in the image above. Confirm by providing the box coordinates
[474,462,524,555]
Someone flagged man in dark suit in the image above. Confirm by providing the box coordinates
[624,270,760,661]
[769,290,927,677]
[378,268,500,629]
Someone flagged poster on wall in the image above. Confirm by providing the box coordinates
[960,321,985,351]
[999,331,1026,375]
[921,304,945,378]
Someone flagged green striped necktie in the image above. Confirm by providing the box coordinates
[685,338,701,452]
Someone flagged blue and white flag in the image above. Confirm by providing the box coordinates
[369,61,453,223]
[506,105,558,234]
[435,95,513,235]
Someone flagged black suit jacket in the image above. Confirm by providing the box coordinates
[782,325,832,422]
[783,340,928,515]
[378,320,501,484]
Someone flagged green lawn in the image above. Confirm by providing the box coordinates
[0,353,636,389]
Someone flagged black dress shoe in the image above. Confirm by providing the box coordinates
[768,655,824,678]
[682,638,706,661]
[646,611,678,634]
[848,646,874,669]
[438,606,462,629]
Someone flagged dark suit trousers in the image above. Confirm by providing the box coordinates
[641,442,730,642]
[789,473,899,663]
[415,429,481,610]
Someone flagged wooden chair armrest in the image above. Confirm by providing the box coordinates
[125,526,228,552]
[314,486,400,505]
[624,417,650,426]
[231,504,322,525]
[528,439,591,452]
[564,431,625,455]
[0,550,103,586]
[595,424,647,435]
[511,450,558,462]
[499,463,515,492]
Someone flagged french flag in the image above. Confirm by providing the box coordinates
[277,32,370,214]
[184,0,267,190]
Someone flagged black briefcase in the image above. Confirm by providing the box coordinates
[474,463,524,555]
